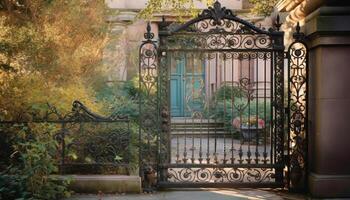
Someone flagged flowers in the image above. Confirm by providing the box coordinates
[232,116,265,129]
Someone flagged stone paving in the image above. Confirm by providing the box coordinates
[65,189,306,200]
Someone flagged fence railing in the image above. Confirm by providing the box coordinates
[0,100,131,175]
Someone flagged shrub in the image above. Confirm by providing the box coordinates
[0,123,71,200]
[0,173,29,200]
[214,85,247,101]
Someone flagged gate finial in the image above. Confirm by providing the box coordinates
[293,22,305,41]
[144,22,154,41]
[274,14,282,31]
[198,0,235,25]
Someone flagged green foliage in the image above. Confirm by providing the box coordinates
[16,125,69,199]
[97,78,140,120]
[248,0,278,16]
[0,173,29,200]
[0,123,71,199]
[214,85,247,101]
[140,0,213,19]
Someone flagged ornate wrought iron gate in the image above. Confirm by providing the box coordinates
[139,1,308,190]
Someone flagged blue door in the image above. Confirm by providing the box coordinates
[171,54,205,117]
[170,57,185,117]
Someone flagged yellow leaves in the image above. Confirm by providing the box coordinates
[0,0,111,120]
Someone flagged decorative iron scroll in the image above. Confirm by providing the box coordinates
[167,167,275,183]
[161,0,281,51]
[166,33,271,50]
[287,23,308,191]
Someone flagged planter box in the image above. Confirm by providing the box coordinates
[240,126,263,143]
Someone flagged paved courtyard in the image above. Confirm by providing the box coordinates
[66,189,306,200]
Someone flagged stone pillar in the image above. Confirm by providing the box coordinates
[306,2,350,198]
[104,11,138,82]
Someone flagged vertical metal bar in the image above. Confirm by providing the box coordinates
[255,53,260,164]
[231,53,235,164]
[191,52,195,164]
[207,53,211,164]
[223,52,227,164]
[238,54,243,164]
[60,122,66,174]
[263,52,268,164]
[214,52,218,164]
[247,53,252,164]
[183,54,188,164]
[199,53,203,164]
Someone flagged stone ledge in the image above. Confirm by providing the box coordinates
[305,7,350,37]
[57,175,141,194]
[309,173,350,198]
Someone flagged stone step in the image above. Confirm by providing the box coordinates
[171,123,224,128]
[171,118,222,123]
[171,131,229,136]
[171,128,226,132]
[56,175,141,194]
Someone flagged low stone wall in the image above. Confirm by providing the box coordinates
[57,175,141,194]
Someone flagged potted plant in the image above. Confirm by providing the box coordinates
[232,116,265,143]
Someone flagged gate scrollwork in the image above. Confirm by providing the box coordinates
[287,22,308,191]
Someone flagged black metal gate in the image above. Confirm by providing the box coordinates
[139,1,308,190]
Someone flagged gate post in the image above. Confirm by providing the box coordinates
[157,18,172,184]
[287,22,308,191]
[272,19,286,185]
[139,22,159,192]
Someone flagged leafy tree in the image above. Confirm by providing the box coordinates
[0,0,110,119]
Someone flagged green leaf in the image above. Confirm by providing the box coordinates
[114,155,123,161]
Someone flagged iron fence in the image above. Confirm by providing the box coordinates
[0,100,131,175]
